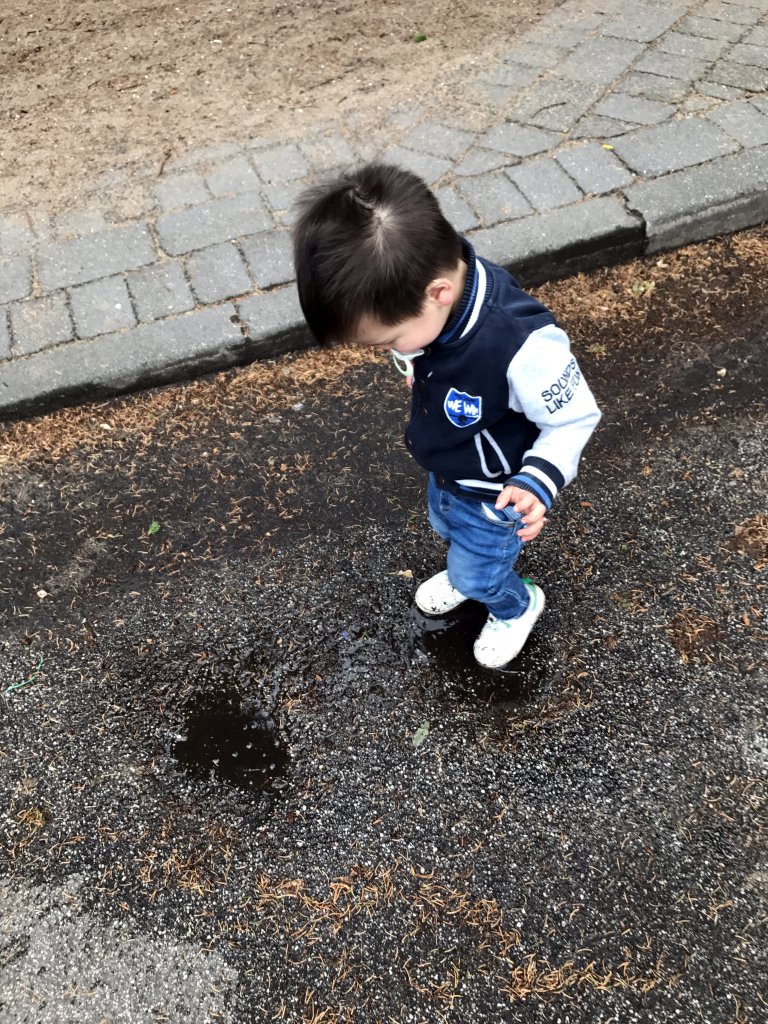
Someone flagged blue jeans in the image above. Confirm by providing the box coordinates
[427,474,530,620]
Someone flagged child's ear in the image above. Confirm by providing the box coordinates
[425,277,455,308]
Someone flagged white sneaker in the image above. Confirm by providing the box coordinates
[473,581,545,668]
[414,570,468,616]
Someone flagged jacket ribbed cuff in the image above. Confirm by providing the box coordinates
[505,457,565,510]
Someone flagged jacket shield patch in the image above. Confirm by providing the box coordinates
[443,389,482,428]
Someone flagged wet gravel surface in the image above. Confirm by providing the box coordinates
[1,233,767,1023]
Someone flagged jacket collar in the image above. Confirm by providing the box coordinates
[433,238,479,346]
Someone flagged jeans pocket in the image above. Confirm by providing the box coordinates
[480,502,522,528]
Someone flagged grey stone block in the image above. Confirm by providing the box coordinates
[480,123,560,157]
[69,276,137,339]
[0,309,10,360]
[676,15,746,41]
[54,209,108,240]
[249,144,309,183]
[10,293,74,355]
[618,71,689,103]
[594,93,676,126]
[555,37,646,84]
[186,243,252,303]
[657,32,730,60]
[166,143,242,173]
[506,81,604,132]
[469,196,644,284]
[570,115,638,139]
[454,148,511,176]
[263,182,307,226]
[458,173,533,226]
[156,195,273,256]
[126,263,196,322]
[154,172,211,212]
[400,123,475,161]
[479,62,541,90]
[602,6,681,42]
[300,134,357,172]
[706,61,768,91]
[240,231,294,289]
[38,225,156,291]
[611,118,740,176]
[707,100,768,147]
[0,306,251,420]
[556,143,635,194]
[746,25,768,48]
[697,1,762,24]
[238,287,310,355]
[205,156,262,197]
[506,158,583,211]
[0,256,33,304]
[635,50,713,81]
[698,80,747,100]
[503,45,572,70]
[381,146,453,184]
[0,213,34,256]
[728,43,768,70]
[624,145,768,252]
[434,187,481,233]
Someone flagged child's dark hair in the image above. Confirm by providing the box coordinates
[292,163,462,345]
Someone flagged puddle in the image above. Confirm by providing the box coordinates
[410,602,547,704]
[172,691,289,794]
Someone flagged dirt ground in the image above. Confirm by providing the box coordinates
[1,229,767,1022]
[0,0,557,212]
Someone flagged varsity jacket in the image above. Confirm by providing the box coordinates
[403,240,601,510]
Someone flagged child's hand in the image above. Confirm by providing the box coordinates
[495,485,548,541]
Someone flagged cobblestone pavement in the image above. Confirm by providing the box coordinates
[1,0,767,419]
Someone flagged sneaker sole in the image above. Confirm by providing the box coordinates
[473,586,546,668]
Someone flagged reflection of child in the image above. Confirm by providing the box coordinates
[293,163,601,668]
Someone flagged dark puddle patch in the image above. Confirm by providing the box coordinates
[172,690,289,794]
[409,602,547,704]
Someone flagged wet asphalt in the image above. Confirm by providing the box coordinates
[1,235,767,1023]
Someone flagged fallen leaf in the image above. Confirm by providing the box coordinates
[412,721,430,749]
[396,569,414,579]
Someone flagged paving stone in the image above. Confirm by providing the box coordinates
[262,182,307,225]
[706,61,768,91]
[0,306,250,420]
[624,145,768,251]
[400,123,476,161]
[69,276,137,339]
[54,209,108,240]
[479,62,541,90]
[506,158,583,211]
[463,80,534,109]
[611,117,740,176]
[458,173,533,226]
[27,210,54,246]
[156,195,273,256]
[698,80,747,100]
[381,146,453,184]
[505,81,604,132]
[186,243,252,303]
[657,32,730,60]
[240,231,295,289]
[682,94,720,113]
[480,123,560,157]
[126,263,196,322]
[0,309,10,360]
[434,186,481,233]
[728,43,768,70]
[602,5,682,42]
[205,156,262,197]
[238,287,309,355]
[556,143,636,194]
[595,93,676,125]
[0,256,33,304]
[745,24,768,48]
[9,293,73,355]
[166,143,242,173]
[154,172,211,212]
[300,134,357,172]
[249,144,309,183]
[570,115,639,139]
[385,103,429,131]
[469,196,643,284]
[676,15,747,41]
[618,71,690,102]
[707,100,768,147]
[752,95,768,115]
[37,225,156,291]
[0,213,34,256]
[697,1,762,24]
[554,37,646,84]
[635,50,714,81]
[454,148,512,176]
[502,45,573,70]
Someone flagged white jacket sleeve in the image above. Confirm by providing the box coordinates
[505,323,601,509]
